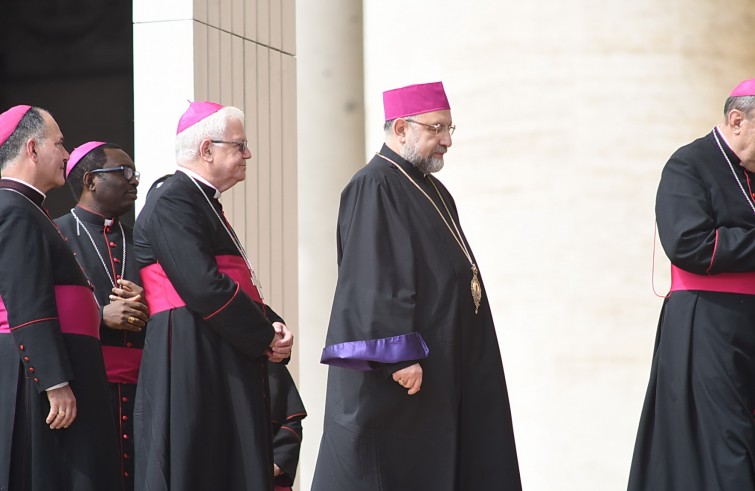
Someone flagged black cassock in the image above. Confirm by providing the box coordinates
[133,171,279,491]
[56,205,145,491]
[312,145,522,491]
[629,128,755,490]
[0,180,119,491]
[268,363,306,490]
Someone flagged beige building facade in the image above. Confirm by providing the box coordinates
[134,0,755,490]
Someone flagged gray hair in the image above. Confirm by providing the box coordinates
[724,95,755,118]
[175,106,245,165]
[384,118,396,134]
[0,107,47,171]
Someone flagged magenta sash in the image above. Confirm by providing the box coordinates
[670,265,755,295]
[101,345,142,384]
[140,255,264,315]
[0,285,100,338]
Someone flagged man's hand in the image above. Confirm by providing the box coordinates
[46,385,76,429]
[102,299,149,332]
[392,363,423,395]
[266,322,293,363]
[111,279,144,303]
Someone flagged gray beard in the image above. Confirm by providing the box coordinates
[399,143,445,174]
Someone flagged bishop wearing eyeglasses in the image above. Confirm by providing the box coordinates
[312,82,522,491]
[55,141,149,491]
[132,101,293,491]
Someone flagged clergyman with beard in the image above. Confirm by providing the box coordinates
[312,81,522,491]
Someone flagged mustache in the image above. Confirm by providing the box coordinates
[434,146,447,154]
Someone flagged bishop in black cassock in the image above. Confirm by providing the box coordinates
[629,79,755,491]
[0,106,119,490]
[313,82,521,491]
[133,101,293,491]
[55,141,149,491]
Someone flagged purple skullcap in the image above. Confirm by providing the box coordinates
[383,82,450,121]
[730,79,755,97]
[176,101,224,134]
[66,141,107,177]
[0,105,32,147]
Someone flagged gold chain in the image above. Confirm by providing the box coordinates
[376,153,482,313]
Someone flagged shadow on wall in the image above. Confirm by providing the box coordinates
[0,0,135,223]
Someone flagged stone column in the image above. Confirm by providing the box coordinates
[295,1,365,489]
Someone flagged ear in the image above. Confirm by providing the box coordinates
[728,109,746,134]
[83,171,97,192]
[393,118,410,143]
[25,138,38,161]
[199,139,213,162]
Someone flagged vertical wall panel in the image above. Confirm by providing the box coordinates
[207,28,221,102]
[244,40,267,270]
[282,0,295,55]
[207,0,220,28]
[245,0,257,42]
[232,0,244,39]
[269,51,283,304]
[257,0,270,47]
[281,54,298,367]
[255,45,272,298]
[219,0,232,32]
[231,35,246,243]
[194,0,208,24]
[270,0,282,51]
[193,21,208,101]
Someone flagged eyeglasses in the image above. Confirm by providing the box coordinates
[89,166,140,181]
[404,119,456,136]
[211,140,248,153]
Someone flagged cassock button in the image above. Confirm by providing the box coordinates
[122,433,129,440]
[19,344,24,351]
[122,415,128,421]
[123,453,129,460]
[105,226,112,233]
[23,356,29,362]
[33,377,39,383]
[28,367,34,373]
[124,472,129,478]
[122,396,129,403]
[116,275,121,280]
[113,257,120,263]
[109,241,116,247]
[126,342,133,348]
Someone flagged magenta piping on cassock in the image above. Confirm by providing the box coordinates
[320,332,430,371]
[0,285,100,338]
[140,255,264,315]
[671,265,755,295]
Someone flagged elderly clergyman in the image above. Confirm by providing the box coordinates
[133,101,293,491]
[312,82,522,491]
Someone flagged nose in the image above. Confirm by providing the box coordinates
[243,147,253,159]
[440,131,452,148]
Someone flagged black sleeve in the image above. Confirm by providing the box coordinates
[145,191,275,359]
[0,203,73,392]
[656,153,755,273]
[269,363,306,487]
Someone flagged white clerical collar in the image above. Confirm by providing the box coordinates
[177,168,221,199]
[716,125,735,153]
[2,177,46,199]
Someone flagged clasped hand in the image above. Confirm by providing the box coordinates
[267,322,293,363]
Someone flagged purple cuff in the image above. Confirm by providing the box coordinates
[320,332,429,371]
